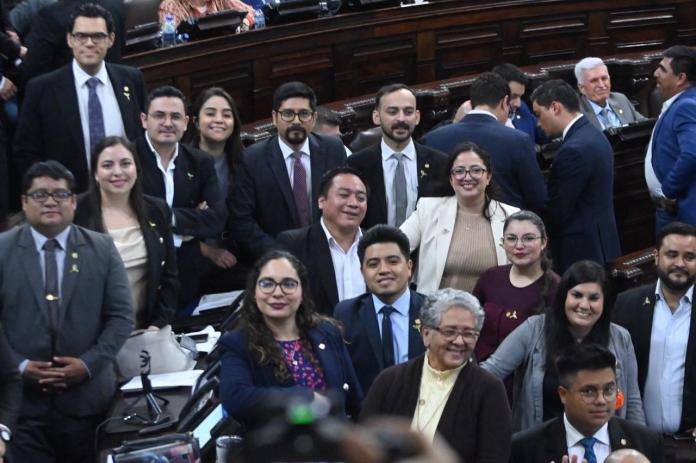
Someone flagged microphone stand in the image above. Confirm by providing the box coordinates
[124,350,170,425]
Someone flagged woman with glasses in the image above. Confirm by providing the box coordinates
[75,136,178,329]
[400,142,518,294]
[481,260,645,431]
[472,210,560,362]
[218,250,362,425]
[361,288,512,462]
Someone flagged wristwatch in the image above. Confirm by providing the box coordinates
[0,423,11,442]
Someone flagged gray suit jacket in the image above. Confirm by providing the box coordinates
[0,224,133,417]
[579,92,646,130]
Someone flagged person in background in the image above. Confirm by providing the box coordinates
[158,0,255,31]
[0,325,21,463]
[313,106,352,155]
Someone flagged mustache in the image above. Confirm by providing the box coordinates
[286,125,307,135]
[391,122,410,131]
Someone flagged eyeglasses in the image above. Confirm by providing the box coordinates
[450,166,487,179]
[277,109,314,123]
[502,234,542,245]
[71,32,109,44]
[257,277,300,295]
[147,112,185,123]
[571,384,617,404]
[26,189,73,203]
[431,327,480,343]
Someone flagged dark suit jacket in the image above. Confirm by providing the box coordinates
[218,320,363,425]
[545,116,621,273]
[333,289,426,394]
[0,224,133,417]
[13,62,146,192]
[0,324,21,431]
[229,133,347,260]
[74,194,179,328]
[613,283,696,432]
[347,140,447,229]
[510,416,664,463]
[422,113,547,212]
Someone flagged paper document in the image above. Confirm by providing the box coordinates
[184,325,221,353]
[192,290,243,315]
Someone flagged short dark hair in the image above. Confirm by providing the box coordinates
[657,221,696,249]
[470,72,511,108]
[663,45,696,85]
[556,343,617,387]
[492,63,529,86]
[317,166,369,199]
[315,106,341,127]
[374,83,417,110]
[272,82,317,111]
[70,3,114,34]
[530,79,580,112]
[22,161,76,194]
[145,85,186,113]
[358,225,411,264]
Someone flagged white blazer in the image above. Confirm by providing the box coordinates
[399,196,518,295]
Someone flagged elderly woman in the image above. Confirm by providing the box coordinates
[218,250,363,425]
[159,0,256,30]
[400,142,518,294]
[481,260,645,431]
[361,288,512,463]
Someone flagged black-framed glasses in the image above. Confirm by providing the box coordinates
[450,165,487,179]
[147,112,185,123]
[571,384,617,404]
[502,234,542,245]
[26,189,73,203]
[276,109,314,123]
[257,277,300,294]
[71,32,109,44]
[431,327,480,343]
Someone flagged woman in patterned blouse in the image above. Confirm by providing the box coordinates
[158,0,256,31]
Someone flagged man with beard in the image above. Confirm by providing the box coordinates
[348,83,447,229]
[613,221,696,441]
[229,81,347,261]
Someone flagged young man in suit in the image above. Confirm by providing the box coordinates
[0,161,133,462]
[334,225,425,394]
[278,166,367,315]
[511,344,663,463]
[531,79,621,273]
[348,83,447,229]
[229,81,347,261]
[613,222,696,439]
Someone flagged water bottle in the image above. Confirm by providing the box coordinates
[318,0,329,17]
[161,14,177,48]
[253,0,266,29]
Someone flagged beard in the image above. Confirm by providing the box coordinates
[383,121,413,144]
[657,266,696,292]
[284,125,308,145]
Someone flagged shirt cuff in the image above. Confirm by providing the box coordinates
[18,359,28,373]
[79,359,92,379]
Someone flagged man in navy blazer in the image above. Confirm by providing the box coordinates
[229,82,347,261]
[423,72,547,212]
[334,225,425,394]
[646,45,696,230]
[531,80,620,273]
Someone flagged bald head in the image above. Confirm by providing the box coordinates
[605,449,650,463]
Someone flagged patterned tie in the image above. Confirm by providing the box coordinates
[86,77,105,155]
[393,152,407,226]
[598,107,613,129]
[292,151,309,227]
[380,306,396,367]
[43,239,61,352]
[579,437,597,463]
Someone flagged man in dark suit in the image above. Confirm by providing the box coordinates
[531,79,621,273]
[13,3,145,193]
[334,225,425,394]
[423,73,547,212]
[613,222,696,439]
[0,160,133,462]
[229,81,347,261]
[511,344,663,463]
[348,83,447,229]
[137,85,225,312]
[278,166,367,315]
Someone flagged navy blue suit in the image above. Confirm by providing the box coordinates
[422,113,547,212]
[218,320,363,425]
[512,101,549,145]
[333,290,425,394]
[546,116,620,273]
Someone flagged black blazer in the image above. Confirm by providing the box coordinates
[229,133,347,260]
[0,324,21,431]
[613,283,696,432]
[348,141,447,229]
[334,289,426,394]
[13,62,146,192]
[74,194,179,328]
[510,416,664,463]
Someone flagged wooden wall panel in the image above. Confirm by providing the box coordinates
[434,25,502,78]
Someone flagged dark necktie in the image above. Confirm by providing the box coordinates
[579,437,597,463]
[380,306,396,367]
[292,151,309,227]
[43,239,61,350]
[393,153,407,226]
[86,77,105,155]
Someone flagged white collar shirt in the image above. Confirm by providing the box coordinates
[145,132,182,247]
[381,138,418,227]
[372,288,411,364]
[562,114,584,140]
[320,217,365,302]
[564,413,611,463]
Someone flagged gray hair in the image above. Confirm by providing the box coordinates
[574,57,606,84]
[421,288,485,332]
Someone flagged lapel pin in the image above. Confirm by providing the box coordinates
[506,310,518,319]
[71,252,78,259]
[643,297,650,305]
[123,86,130,101]
[620,438,627,446]
[159,237,164,244]
[71,264,79,273]
[187,172,194,179]
[149,221,156,228]
[618,109,624,115]
[318,343,325,350]
[412,319,421,332]
[46,294,58,301]
[342,383,349,391]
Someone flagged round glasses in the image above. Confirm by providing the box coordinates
[26,189,73,203]
[572,384,617,404]
[502,234,542,246]
[450,165,487,179]
[431,327,480,343]
[257,277,300,295]
[277,109,314,123]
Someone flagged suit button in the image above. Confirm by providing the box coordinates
[318,343,325,350]
[343,383,349,391]
[161,260,165,267]
[159,237,164,244]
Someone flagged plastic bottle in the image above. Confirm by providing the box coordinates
[253,1,266,29]
[318,0,329,17]
[161,14,177,48]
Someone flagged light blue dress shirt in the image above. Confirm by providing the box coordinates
[372,289,411,364]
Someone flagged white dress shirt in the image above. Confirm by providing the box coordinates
[372,288,411,364]
[562,114,584,140]
[644,91,684,199]
[564,413,611,463]
[319,218,365,301]
[145,133,182,247]
[72,60,125,168]
[279,137,312,197]
[381,138,418,226]
[643,281,693,433]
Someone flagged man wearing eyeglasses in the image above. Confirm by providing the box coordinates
[14,3,146,193]
[229,81,347,262]
[511,344,663,463]
[0,160,133,462]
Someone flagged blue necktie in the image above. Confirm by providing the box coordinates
[86,77,105,155]
[579,437,597,463]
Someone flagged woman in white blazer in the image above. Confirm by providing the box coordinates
[400,142,518,294]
